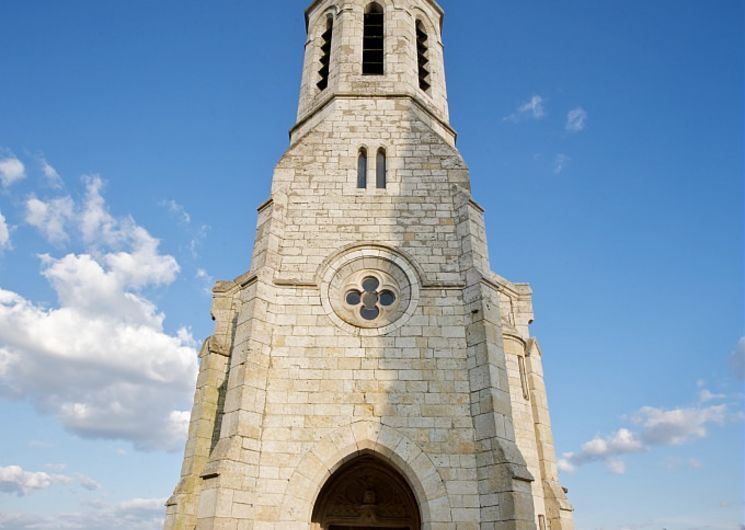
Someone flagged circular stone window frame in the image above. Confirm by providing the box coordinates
[319,247,421,337]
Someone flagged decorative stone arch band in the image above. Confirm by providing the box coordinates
[319,244,422,336]
[278,420,453,529]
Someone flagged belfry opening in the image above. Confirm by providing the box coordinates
[311,453,421,530]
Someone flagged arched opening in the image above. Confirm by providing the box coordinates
[312,453,421,530]
[363,3,385,75]
[415,20,431,92]
[376,148,386,189]
[358,148,368,188]
[317,15,334,91]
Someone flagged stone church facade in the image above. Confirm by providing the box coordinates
[163,1,574,529]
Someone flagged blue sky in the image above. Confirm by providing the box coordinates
[0,1,742,529]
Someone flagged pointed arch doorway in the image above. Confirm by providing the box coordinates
[311,453,422,530]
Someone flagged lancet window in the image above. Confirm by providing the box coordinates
[357,148,368,188]
[376,148,387,189]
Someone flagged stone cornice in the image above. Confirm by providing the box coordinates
[290,92,457,146]
[305,0,444,29]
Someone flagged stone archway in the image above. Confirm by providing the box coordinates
[311,453,422,530]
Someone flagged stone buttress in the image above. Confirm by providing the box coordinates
[164,1,574,529]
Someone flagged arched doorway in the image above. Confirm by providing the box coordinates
[312,453,422,530]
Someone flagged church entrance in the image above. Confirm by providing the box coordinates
[311,453,421,530]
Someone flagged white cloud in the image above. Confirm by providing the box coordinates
[25,196,75,244]
[558,428,644,474]
[102,227,180,289]
[188,224,210,258]
[0,210,10,251]
[732,337,745,380]
[566,107,588,132]
[698,388,726,403]
[40,158,63,189]
[559,400,730,474]
[0,283,195,451]
[79,175,130,247]
[0,178,197,452]
[504,95,545,122]
[554,153,570,174]
[24,181,183,288]
[74,474,101,491]
[0,465,71,496]
[0,497,166,530]
[519,95,546,119]
[159,199,191,225]
[196,268,215,294]
[0,157,25,188]
[634,404,726,446]
[158,199,209,258]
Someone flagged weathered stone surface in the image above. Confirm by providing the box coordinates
[164,2,574,529]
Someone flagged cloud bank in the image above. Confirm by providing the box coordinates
[0,465,99,497]
[0,176,198,452]
[0,465,72,497]
[0,497,165,530]
[558,397,732,474]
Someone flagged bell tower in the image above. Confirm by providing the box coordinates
[297,0,449,125]
[163,2,575,529]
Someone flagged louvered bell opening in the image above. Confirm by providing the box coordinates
[317,23,333,91]
[416,23,431,92]
[363,12,384,75]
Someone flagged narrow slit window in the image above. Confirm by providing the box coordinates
[363,3,384,75]
[357,148,368,188]
[518,355,530,400]
[376,148,386,189]
[317,15,333,91]
[416,20,431,92]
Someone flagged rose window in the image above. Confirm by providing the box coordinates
[345,276,398,321]
[324,255,416,333]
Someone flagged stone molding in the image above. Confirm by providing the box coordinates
[318,245,420,336]
[279,419,452,528]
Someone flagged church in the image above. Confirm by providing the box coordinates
[164,1,574,529]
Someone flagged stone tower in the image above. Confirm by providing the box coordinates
[163,1,575,529]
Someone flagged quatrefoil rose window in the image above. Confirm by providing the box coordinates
[326,259,411,331]
[345,276,398,321]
